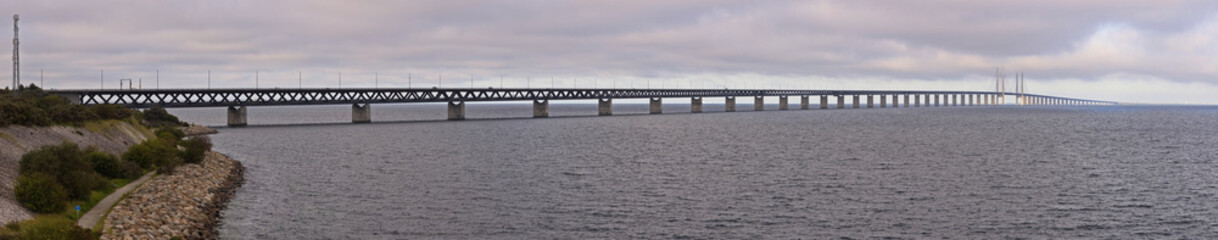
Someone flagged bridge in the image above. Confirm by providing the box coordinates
[46,88,1117,126]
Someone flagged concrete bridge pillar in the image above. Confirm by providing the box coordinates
[725,96,736,112]
[352,103,371,123]
[880,95,887,108]
[867,95,874,108]
[691,97,703,113]
[779,96,789,110]
[914,95,921,107]
[448,101,466,120]
[754,96,765,111]
[853,95,861,108]
[892,95,899,107]
[904,95,911,107]
[598,98,613,116]
[227,106,247,127]
[837,95,845,109]
[952,95,958,106]
[968,95,975,106]
[820,95,828,109]
[934,95,940,107]
[800,95,810,110]
[533,99,549,118]
[650,97,663,114]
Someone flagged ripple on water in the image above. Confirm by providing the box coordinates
[178,105,1218,239]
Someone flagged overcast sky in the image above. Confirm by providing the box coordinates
[3,1,1217,104]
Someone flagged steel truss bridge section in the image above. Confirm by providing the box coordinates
[47,88,1117,108]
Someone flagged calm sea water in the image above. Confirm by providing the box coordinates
[170,103,1218,239]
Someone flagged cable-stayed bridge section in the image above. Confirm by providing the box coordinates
[47,88,1117,126]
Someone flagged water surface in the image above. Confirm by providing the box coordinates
[171,104,1218,238]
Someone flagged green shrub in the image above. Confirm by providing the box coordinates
[157,157,184,175]
[0,83,144,127]
[121,141,163,169]
[0,101,51,126]
[154,127,186,146]
[17,217,97,240]
[89,104,132,120]
[142,105,183,127]
[18,142,105,200]
[156,132,179,147]
[14,173,67,213]
[60,171,109,200]
[20,143,93,176]
[123,140,183,174]
[179,136,212,164]
[119,160,144,180]
[87,152,124,179]
[49,104,98,124]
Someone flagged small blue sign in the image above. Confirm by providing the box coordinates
[76,205,80,212]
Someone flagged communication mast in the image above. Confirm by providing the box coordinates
[11,14,18,93]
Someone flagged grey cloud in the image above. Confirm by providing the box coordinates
[2,0,1217,98]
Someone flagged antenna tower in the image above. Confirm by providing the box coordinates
[12,14,19,92]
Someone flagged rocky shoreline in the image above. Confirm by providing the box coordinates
[178,125,219,136]
[101,151,245,240]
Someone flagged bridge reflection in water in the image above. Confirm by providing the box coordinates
[47,88,1117,127]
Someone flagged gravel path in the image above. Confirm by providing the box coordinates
[77,171,157,229]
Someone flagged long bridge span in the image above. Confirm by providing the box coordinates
[47,88,1117,126]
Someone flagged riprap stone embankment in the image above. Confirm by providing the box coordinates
[102,151,244,240]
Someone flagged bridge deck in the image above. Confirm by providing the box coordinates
[46,88,1115,108]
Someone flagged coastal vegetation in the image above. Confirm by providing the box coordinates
[0,84,186,128]
[1,85,210,239]
[3,131,212,239]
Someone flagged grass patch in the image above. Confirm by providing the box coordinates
[81,120,122,134]
[0,174,143,237]
[126,116,157,139]
[0,131,18,145]
[0,214,96,239]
